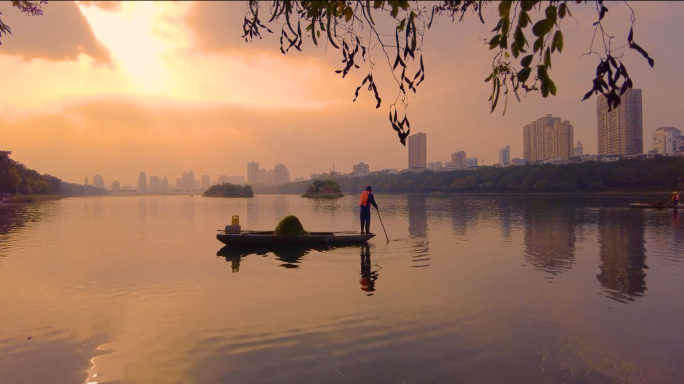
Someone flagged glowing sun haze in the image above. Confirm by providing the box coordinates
[1,1,683,186]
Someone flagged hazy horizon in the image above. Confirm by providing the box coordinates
[2,1,683,187]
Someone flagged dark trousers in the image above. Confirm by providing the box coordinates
[360,205,371,224]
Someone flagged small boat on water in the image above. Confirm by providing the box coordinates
[629,203,678,209]
[217,231,375,246]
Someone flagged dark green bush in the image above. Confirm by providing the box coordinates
[274,215,309,236]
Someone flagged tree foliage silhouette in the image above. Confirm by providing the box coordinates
[242,0,653,144]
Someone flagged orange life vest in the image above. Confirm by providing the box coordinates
[359,190,370,206]
[675,194,680,202]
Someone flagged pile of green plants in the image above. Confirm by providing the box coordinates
[203,183,254,198]
[653,201,667,209]
[274,215,309,236]
[301,179,344,198]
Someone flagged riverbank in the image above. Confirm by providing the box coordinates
[255,157,684,196]
[3,194,64,204]
[301,192,344,199]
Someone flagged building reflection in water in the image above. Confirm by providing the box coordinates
[359,244,378,296]
[596,209,647,303]
[521,201,577,276]
[407,195,430,268]
[499,199,513,241]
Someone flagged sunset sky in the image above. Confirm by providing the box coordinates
[1,1,682,186]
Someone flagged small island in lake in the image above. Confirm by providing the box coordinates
[203,183,254,198]
[301,179,344,199]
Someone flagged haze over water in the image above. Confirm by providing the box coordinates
[1,195,683,383]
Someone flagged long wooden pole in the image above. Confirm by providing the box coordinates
[376,208,389,243]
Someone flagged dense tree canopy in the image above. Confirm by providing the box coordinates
[256,157,684,194]
[301,179,344,197]
[204,183,255,197]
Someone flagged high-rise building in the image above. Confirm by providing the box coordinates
[180,170,196,190]
[499,146,511,166]
[93,174,104,189]
[266,169,275,186]
[149,176,159,192]
[523,114,574,162]
[247,162,260,183]
[353,162,370,176]
[274,164,289,185]
[201,175,211,189]
[597,88,643,156]
[138,172,147,192]
[651,127,682,155]
[574,141,584,157]
[451,151,466,167]
[112,181,121,191]
[408,132,427,169]
[161,177,169,192]
[466,157,478,167]
[85,177,88,186]
[259,169,267,184]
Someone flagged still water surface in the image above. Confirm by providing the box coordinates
[1,195,683,383]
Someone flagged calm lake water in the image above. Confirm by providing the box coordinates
[1,194,683,384]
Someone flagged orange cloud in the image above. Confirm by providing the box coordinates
[0,1,110,64]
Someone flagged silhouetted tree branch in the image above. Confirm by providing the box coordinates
[242,1,653,145]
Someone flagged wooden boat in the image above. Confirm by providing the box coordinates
[217,231,375,246]
[629,203,678,209]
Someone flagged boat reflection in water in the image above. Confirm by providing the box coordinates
[217,243,372,271]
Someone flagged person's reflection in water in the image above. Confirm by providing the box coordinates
[359,245,378,296]
[230,258,240,273]
[674,208,680,225]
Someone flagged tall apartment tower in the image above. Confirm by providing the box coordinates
[274,164,289,186]
[112,181,120,191]
[353,162,370,175]
[651,127,681,155]
[597,88,643,155]
[451,151,467,167]
[93,174,104,189]
[149,176,159,192]
[523,114,574,162]
[138,172,147,191]
[247,162,260,184]
[499,146,511,166]
[574,141,584,157]
[408,132,427,169]
[201,175,211,189]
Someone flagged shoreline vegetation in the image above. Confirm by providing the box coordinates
[301,180,344,199]
[2,150,108,205]
[203,183,254,198]
[5,194,64,204]
[254,157,684,196]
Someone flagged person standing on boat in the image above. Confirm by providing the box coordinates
[670,191,680,207]
[359,186,378,234]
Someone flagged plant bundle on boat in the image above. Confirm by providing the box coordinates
[274,215,310,236]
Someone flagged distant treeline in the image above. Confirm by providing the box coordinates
[0,151,108,196]
[254,157,684,195]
